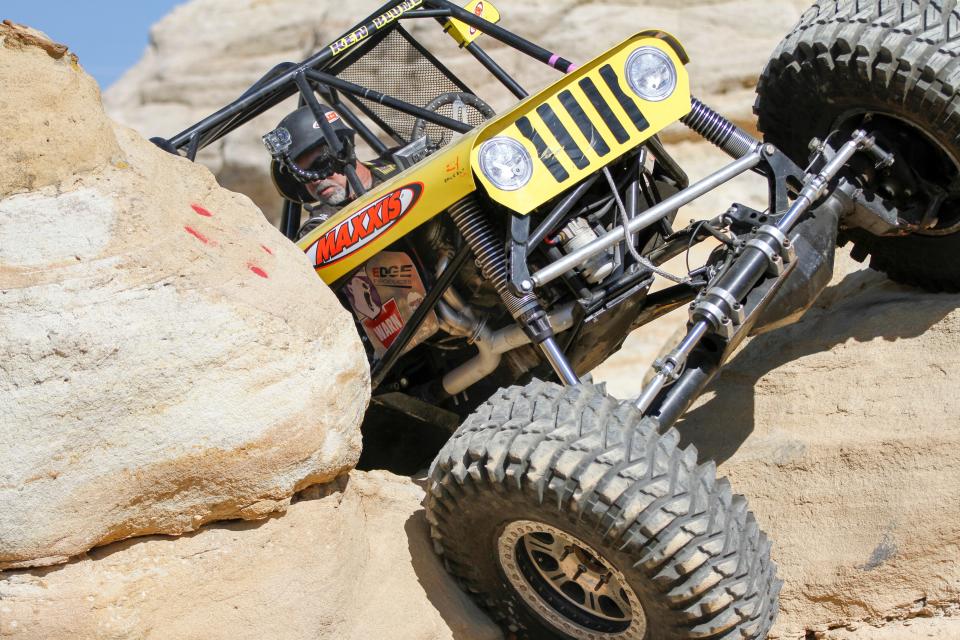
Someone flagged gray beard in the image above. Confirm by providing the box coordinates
[310,180,349,206]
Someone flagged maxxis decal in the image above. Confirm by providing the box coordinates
[306,182,424,268]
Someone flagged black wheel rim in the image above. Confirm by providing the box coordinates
[834,109,960,236]
[497,520,647,639]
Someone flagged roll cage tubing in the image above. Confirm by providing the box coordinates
[154,0,582,240]
[156,0,702,390]
[162,0,574,162]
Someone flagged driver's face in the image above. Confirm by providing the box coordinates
[307,172,349,206]
[296,146,349,206]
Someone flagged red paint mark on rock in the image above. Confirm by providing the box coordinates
[248,263,269,279]
[184,225,210,244]
[260,244,273,255]
[191,204,213,217]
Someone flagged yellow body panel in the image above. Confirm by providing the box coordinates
[297,132,480,283]
[472,35,691,214]
[444,0,501,47]
[299,31,691,283]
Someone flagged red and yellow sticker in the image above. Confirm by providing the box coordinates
[444,0,501,47]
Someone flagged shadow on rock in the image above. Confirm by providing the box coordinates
[405,509,504,640]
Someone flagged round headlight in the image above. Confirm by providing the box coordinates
[478,137,534,191]
[625,46,677,102]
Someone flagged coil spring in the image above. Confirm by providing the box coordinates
[448,196,539,320]
[681,97,760,160]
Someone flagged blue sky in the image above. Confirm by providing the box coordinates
[3,1,186,89]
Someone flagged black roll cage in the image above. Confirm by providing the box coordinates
[153,0,578,239]
[152,0,702,392]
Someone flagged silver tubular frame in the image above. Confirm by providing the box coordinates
[523,150,763,290]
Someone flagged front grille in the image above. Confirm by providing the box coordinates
[515,65,651,183]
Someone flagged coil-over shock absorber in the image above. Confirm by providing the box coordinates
[681,97,762,160]
[448,197,540,321]
[448,196,580,385]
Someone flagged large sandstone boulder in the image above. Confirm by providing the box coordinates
[104,0,810,217]
[0,20,122,194]
[0,22,369,569]
[819,615,960,639]
[0,471,503,640]
[672,257,960,637]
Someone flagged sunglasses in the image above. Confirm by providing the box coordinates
[300,146,339,181]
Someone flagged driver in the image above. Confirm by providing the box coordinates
[266,104,394,237]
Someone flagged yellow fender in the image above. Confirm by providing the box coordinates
[299,31,692,283]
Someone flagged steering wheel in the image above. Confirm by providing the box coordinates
[411,92,496,153]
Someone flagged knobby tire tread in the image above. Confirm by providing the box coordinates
[426,382,780,640]
[755,0,960,292]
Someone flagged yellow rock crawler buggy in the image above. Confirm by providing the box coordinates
[152,2,960,637]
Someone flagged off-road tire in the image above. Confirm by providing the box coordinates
[426,381,780,639]
[755,0,960,292]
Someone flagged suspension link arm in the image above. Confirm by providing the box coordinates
[524,151,763,291]
[633,130,889,414]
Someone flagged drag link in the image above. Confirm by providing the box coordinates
[690,130,883,338]
[635,129,889,413]
[634,320,709,413]
[778,130,874,231]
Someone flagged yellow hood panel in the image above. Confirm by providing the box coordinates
[298,31,691,283]
[473,33,692,214]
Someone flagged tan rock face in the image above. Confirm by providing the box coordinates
[103,0,388,218]
[103,0,811,217]
[672,256,960,637]
[0,25,369,570]
[0,21,122,197]
[0,471,503,640]
[820,616,960,639]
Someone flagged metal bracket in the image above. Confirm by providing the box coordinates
[652,355,684,381]
[690,298,736,339]
[758,143,805,217]
[745,238,784,275]
[508,214,532,297]
[723,203,771,232]
[711,287,745,324]
[745,225,796,275]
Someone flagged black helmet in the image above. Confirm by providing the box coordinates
[265,104,356,203]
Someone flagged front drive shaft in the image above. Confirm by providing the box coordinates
[634,130,889,413]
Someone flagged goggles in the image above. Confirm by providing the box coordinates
[263,125,346,183]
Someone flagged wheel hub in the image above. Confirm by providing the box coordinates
[836,110,960,236]
[497,520,647,640]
